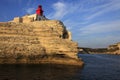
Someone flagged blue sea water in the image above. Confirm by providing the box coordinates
[78,54,120,80]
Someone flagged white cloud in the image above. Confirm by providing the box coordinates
[78,35,120,48]
[48,0,120,20]
[49,2,67,19]
[48,1,82,19]
[26,8,35,14]
[86,0,120,20]
[63,19,89,31]
[22,0,37,14]
[80,20,120,35]
[46,0,120,48]
[72,19,120,48]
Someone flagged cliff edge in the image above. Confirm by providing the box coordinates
[0,15,83,66]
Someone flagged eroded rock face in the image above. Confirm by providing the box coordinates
[107,42,120,54]
[30,20,78,58]
[0,19,83,66]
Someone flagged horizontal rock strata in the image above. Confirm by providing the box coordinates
[0,19,83,66]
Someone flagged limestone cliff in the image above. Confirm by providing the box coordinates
[0,15,83,66]
[107,42,120,54]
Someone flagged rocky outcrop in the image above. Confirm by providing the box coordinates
[0,15,83,66]
[78,47,108,54]
[78,42,120,55]
[107,42,120,54]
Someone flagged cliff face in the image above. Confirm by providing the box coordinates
[107,42,120,54]
[0,15,83,66]
[30,20,77,58]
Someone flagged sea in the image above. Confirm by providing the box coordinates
[0,54,120,80]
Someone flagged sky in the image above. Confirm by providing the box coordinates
[0,0,120,48]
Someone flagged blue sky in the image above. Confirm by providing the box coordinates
[0,0,120,48]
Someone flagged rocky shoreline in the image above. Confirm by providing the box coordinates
[78,42,120,55]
